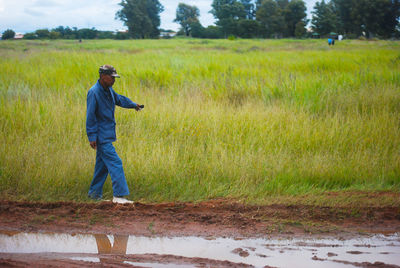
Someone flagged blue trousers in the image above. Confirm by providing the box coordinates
[88,142,130,199]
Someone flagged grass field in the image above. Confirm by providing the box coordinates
[0,39,399,205]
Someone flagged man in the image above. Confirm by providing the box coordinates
[86,65,142,204]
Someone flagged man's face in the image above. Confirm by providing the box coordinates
[100,74,115,88]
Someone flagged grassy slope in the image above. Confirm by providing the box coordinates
[0,39,399,205]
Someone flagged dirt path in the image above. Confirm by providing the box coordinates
[0,199,399,238]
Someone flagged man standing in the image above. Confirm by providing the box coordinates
[86,65,142,204]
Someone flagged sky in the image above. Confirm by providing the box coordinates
[0,0,318,34]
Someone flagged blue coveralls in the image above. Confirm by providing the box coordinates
[86,80,138,199]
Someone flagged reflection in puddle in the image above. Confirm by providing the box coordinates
[95,234,128,264]
[0,231,399,267]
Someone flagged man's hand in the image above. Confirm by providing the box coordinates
[90,141,97,150]
[135,104,144,111]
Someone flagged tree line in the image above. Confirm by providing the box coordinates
[1,26,131,40]
[312,0,400,38]
[114,0,400,39]
[115,0,310,39]
[2,0,399,40]
[177,0,400,38]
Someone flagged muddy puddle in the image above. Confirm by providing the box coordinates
[0,231,399,267]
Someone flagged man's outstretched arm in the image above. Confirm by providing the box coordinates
[113,90,142,111]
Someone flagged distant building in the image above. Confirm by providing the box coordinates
[160,31,177,38]
[15,33,24,39]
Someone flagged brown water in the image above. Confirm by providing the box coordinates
[0,231,399,267]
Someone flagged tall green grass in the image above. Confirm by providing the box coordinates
[0,39,399,203]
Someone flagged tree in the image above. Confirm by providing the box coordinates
[23,32,37,40]
[116,0,164,39]
[174,3,200,36]
[295,21,306,37]
[211,0,246,20]
[2,29,15,40]
[210,0,246,36]
[97,31,115,39]
[146,0,164,37]
[203,25,224,38]
[284,0,308,37]
[190,21,205,38]
[241,0,255,19]
[311,0,337,36]
[332,0,400,38]
[65,27,79,39]
[188,22,224,38]
[331,0,354,35]
[256,0,286,38]
[116,31,130,39]
[35,29,50,39]
[77,28,98,39]
[52,26,66,37]
[382,0,400,38]
[49,31,62,39]
[276,0,289,9]
[237,19,260,37]
[353,0,400,38]
[52,26,78,39]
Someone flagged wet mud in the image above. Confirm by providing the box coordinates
[0,199,399,267]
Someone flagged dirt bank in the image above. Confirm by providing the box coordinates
[0,199,399,238]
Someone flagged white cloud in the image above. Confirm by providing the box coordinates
[0,0,125,33]
[24,7,46,17]
[32,0,59,7]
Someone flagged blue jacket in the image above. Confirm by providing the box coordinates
[86,80,137,143]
